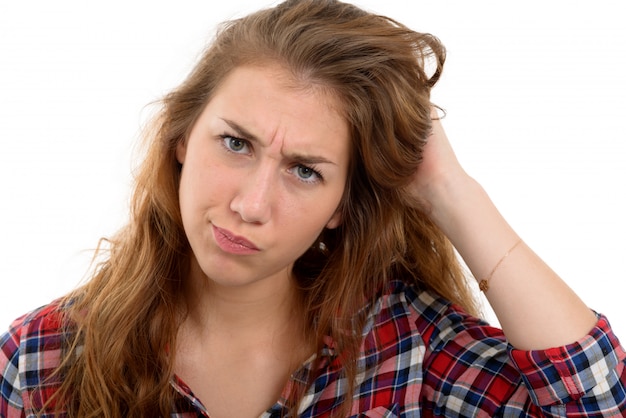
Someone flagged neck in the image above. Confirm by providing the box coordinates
[176,258,315,386]
[183,258,302,336]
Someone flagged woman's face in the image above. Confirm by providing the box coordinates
[177,65,350,291]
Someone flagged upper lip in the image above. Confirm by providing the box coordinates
[213,225,260,250]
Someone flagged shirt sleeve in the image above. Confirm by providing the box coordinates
[0,303,66,418]
[509,314,626,415]
[419,301,626,417]
[0,318,26,418]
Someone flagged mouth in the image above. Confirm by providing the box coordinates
[212,225,260,254]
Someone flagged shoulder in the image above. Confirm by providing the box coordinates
[0,300,67,414]
[368,280,495,338]
[1,300,67,358]
[361,280,508,363]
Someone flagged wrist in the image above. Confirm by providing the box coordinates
[422,171,484,234]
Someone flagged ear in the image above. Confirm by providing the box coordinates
[325,210,342,229]
[176,140,187,164]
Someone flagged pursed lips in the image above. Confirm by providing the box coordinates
[212,224,260,252]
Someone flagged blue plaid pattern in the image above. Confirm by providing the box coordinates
[2,281,625,417]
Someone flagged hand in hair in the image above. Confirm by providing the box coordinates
[408,109,597,351]
[407,108,469,222]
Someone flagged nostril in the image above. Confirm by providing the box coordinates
[230,187,272,224]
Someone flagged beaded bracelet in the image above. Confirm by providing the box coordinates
[478,239,523,292]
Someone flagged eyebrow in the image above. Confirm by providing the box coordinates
[220,118,337,166]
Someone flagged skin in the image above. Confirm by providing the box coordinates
[174,64,350,417]
[174,65,596,416]
[409,110,597,350]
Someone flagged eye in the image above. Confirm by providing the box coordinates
[291,164,323,184]
[296,166,315,179]
[221,135,250,154]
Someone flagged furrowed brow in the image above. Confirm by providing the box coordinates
[222,118,260,143]
[287,153,336,166]
[221,118,336,166]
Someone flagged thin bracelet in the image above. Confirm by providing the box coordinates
[478,239,523,292]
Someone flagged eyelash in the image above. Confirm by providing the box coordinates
[218,134,324,184]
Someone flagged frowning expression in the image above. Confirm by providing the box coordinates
[176,65,350,290]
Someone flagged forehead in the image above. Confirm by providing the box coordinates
[204,65,350,151]
[216,64,345,113]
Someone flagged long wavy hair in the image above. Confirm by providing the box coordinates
[42,0,480,416]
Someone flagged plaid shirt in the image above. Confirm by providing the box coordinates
[2,280,625,417]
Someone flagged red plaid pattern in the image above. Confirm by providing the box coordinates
[2,281,625,417]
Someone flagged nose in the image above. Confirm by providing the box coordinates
[229,164,276,224]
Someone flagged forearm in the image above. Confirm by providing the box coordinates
[429,174,597,350]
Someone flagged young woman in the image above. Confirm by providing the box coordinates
[1,0,624,417]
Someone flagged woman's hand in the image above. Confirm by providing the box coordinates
[407,108,596,350]
[407,108,473,229]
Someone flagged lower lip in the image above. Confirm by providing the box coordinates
[212,226,259,255]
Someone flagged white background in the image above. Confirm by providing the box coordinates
[1,1,624,341]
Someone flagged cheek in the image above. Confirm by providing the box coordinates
[289,192,343,235]
[179,165,215,219]
[324,184,347,224]
[179,158,227,198]
[177,172,196,228]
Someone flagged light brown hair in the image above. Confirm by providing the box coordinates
[43,0,479,416]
